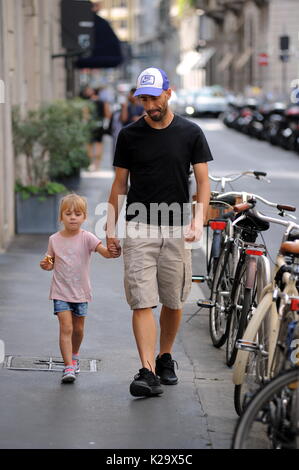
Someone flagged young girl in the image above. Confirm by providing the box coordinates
[40,193,120,383]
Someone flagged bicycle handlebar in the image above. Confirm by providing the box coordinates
[209,170,268,184]
[251,207,299,231]
[214,191,296,213]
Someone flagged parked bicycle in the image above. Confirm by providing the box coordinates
[198,191,279,353]
[233,206,298,416]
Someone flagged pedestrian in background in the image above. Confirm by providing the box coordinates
[40,193,120,384]
[81,85,111,171]
[106,67,213,398]
[120,87,145,127]
[108,87,145,161]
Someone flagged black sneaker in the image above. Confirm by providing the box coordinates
[130,368,164,397]
[155,353,178,385]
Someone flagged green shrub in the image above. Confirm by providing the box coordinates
[12,99,95,192]
[15,181,67,201]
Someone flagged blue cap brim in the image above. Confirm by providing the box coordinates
[134,87,163,97]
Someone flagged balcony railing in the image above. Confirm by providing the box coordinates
[217,0,245,12]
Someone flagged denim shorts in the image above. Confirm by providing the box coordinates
[53,299,88,317]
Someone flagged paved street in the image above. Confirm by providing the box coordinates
[0,119,298,450]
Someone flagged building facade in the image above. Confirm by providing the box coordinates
[100,0,180,87]
[190,0,299,98]
[0,0,66,252]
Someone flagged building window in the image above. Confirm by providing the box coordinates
[113,0,127,7]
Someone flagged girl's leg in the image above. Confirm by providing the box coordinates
[57,310,73,366]
[72,315,85,356]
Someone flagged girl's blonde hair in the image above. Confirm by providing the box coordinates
[58,193,88,221]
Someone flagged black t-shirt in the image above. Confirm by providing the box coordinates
[113,114,213,225]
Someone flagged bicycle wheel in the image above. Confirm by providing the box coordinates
[226,261,249,367]
[209,241,232,348]
[234,316,270,415]
[271,308,298,377]
[234,255,271,414]
[207,230,223,289]
[232,368,299,449]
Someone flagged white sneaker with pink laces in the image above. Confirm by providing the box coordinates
[61,365,76,383]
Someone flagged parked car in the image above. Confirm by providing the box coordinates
[171,89,195,115]
[188,86,228,117]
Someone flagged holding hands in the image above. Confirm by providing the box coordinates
[96,240,121,259]
[106,237,122,258]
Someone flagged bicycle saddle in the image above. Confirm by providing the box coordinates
[280,240,299,256]
[213,194,236,206]
[234,210,270,232]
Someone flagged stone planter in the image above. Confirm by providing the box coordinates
[15,193,61,234]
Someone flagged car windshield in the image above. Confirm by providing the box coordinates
[196,87,225,98]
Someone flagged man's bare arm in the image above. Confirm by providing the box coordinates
[106,167,129,249]
[185,162,211,242]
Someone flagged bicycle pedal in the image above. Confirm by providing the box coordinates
[236,339,259,353]
[192,275,207,283]
[197,299,215,309]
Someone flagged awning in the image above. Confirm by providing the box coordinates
[76,15,123,69]
[234,47,252,70]
[217,51,234,71]
[176,51,202,76]
[192,48,216,69]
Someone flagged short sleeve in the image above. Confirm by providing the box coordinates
[47,237,55,257]
[113,129,130,169]
[191,127,214,165]
[86,231,102,253]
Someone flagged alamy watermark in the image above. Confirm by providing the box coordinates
[290,79,299,104]
[290,339,299,365]
[94,199,204,247]
[0,79,5,104]
[0,339,4,364]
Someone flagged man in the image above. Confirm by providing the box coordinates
[106,67,213,397]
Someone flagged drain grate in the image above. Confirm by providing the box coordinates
[2,356,100,372]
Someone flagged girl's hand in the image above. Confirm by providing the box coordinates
[40,255,54,271]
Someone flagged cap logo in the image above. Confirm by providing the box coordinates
[140,75,155,86]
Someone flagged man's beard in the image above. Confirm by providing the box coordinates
[147,105,167,122]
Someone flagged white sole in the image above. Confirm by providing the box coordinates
[61,374,76,383]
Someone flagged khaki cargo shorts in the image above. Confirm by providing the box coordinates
[123,222,192,310]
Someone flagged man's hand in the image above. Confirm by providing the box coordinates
[106,237,122,257]
[184,220,203,243]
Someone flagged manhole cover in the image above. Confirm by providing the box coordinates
[2,356,100,372]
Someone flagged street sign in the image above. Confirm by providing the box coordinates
[280,54,289,63]
[258,52,268,66]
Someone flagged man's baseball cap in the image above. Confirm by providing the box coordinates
[134,67,170,97]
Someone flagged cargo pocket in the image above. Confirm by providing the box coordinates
[181,260,192,303]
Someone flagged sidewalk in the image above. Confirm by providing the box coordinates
[0,136,237,449]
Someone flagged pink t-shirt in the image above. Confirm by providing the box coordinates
[47,229,101,303]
